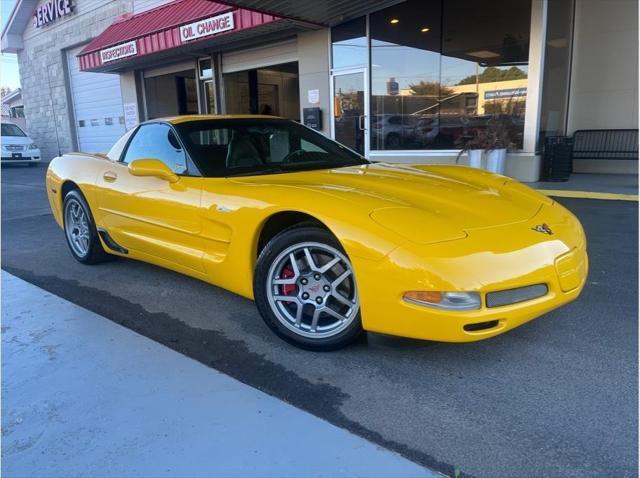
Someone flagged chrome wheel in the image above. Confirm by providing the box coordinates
[266,242,359,339]
[64,198,90,257]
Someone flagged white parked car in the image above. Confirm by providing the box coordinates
[1,122,41,165]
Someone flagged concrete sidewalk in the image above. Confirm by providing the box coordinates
[1,272,437,478]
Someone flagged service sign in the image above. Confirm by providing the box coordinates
[100,41,138,64]
[33,0,73,28]
[180,12,234,43]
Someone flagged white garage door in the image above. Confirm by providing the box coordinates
[67,45,126,153]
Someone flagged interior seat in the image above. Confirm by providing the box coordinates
[225,132,262,169]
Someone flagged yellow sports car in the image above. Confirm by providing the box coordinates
[46,115,588,350]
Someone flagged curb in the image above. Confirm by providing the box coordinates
[536,189,639,202]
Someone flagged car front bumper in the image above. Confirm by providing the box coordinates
[1,149,41,163]
[353,202,589,342]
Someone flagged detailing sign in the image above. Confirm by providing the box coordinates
[180,12,234,43]
[100,41,138,63]
[484,87,527,100]
[33,0,74,28]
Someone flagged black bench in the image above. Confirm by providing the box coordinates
[572,129,638,161]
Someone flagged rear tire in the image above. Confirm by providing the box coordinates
[63,189,111,264]
[254,226,363,351]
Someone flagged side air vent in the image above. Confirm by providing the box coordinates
[97,228,128,254]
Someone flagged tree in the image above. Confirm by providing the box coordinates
[407,81,455,97]
[1,86,12,98]
[456,66,527,85]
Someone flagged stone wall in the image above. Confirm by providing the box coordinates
[17,0,132,161]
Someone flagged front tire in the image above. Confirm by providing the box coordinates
[254,226,363,351]
[63,189,111,264]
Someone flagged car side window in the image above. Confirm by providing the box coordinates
[122,123,187,174]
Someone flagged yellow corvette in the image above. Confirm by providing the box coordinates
[46,115,588,350]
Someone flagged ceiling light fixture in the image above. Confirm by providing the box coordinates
[390,18,399,24]
[466,50,501,59]
[421,27,430,32]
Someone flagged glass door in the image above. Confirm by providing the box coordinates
[203,80,217,114]
[198,57,217,114]
[331,69,368,157]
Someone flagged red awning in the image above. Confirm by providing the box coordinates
[78,0,280,71]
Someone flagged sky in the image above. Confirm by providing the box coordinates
[1,0,21,90]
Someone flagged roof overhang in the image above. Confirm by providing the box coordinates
[1,0,38,53]
[77,0,315,73]
[1,88,22,104]
[216,0,405,26]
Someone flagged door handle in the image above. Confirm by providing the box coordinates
[103,171,117,183]
[358,115,366,131]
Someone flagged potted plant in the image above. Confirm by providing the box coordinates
[455,129,489,169]
[484,115,517,175]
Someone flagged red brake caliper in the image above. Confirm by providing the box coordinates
[280,265,297,299]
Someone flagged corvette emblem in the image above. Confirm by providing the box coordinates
[532,223,553,235]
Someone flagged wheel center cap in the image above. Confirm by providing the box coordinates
[300,275,330,300]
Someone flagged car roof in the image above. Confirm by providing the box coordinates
[158,114,284,125]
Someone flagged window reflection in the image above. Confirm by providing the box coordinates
[368,0,531,151]
[370,0,442,150]
[440,0,530,149]
[538,0,574,148]
[332,17,367,69]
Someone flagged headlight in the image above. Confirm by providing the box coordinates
[403,291,481,310]
[28,143,38,150]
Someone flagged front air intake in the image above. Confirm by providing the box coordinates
[486,284,548,308]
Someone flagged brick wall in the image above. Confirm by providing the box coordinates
[17,0,133,161]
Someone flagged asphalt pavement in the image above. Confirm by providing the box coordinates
[1,163,638,477]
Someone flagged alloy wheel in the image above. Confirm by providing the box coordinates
[266,242,359,339]
[64,198,90,257]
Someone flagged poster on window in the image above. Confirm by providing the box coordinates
[123,103,138,130]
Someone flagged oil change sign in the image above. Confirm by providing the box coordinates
[33,0,73,28]
[180,12,234,43]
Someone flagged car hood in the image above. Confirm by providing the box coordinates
[231,162,548,236]
[2,135,33,146]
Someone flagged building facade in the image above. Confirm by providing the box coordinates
[2,0,638,180]
[1,88,26,130]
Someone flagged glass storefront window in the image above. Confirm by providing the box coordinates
[331,17,367,69]
[538,0,574,147]
[224,71,251,114]
[440,0,530,150]
[223,63,300,120]
[370,0,442,150]
[367,0,531,151]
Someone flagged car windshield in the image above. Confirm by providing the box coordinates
[174,118,368,177]
[1,124,26,137]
